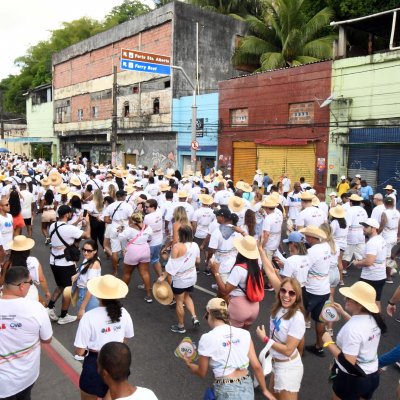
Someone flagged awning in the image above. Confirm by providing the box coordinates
[255,138,316,146]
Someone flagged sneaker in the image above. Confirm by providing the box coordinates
[47,308,59,322]
[305,321,311,329]
[169,299,176,307]
[211,284,218,290]
[57,314,77,325]
[339,280,345,286]
[203,270,211,276]
[305,345,325,357]
[170,324,186,334]
[196,268,200,274]
[386,279,394,284]
[137,284,145,290]
[396,362,400,369]
[391,268,398,276]
[144,296,153,303]
[192,317,200,328]
[342,269,347,275]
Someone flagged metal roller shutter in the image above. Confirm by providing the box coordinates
[376,147,400,195]
[348,146,378,192]
[257,147,286,184]
[233,142,257,184]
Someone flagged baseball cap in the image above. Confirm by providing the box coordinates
[340,175,346,180]
[355,174,361,178]
[360,218,379,229]
[283,231,305,244]
[206,298,228,312]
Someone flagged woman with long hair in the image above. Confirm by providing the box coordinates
[243,209,257,238]
[158,225,200,333]
[172,206,190,246]
[86,189,106,248]
[82,183,94,204]
[74,275,134,400]
[71,239,101,320]
[40,189,57,244]
[102,196,114,257]
[211,235,263,330]
[116,212,153,303]
[258,245,306,400]
[322,281,386,400]
[184,298,275,400]
[108,184,117,200]
[68,194,85,229]
[9,189,25,236]
[251,192,264,238]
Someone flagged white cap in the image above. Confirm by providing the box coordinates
[135,182,143,188]
[308,188,316,195]
[355,174,361,178]
[329,192,337,197]
[340,175,346,180]
[360,218,379,229]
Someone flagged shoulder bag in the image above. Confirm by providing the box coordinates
[50,222,81,262]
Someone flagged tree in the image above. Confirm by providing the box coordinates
[233,0,336,71]
[103,0,151,28]
[188,0,263,17]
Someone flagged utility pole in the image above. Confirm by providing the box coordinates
[111,65,118,166]
[0,90,4,140]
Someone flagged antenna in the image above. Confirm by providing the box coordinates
[320,93,337,108]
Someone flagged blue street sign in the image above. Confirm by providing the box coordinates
[120,59,171,75]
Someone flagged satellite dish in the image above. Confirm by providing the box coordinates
[320,93,336,108]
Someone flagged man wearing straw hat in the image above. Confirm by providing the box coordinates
[253,169,263,189]
[295,191,326,230]
[261,197,283,261]
[384,184,397,208]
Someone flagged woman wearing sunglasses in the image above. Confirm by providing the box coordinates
[257,245,306,400]
[71,239,101,319]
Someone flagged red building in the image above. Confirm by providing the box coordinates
[218,61,332,193]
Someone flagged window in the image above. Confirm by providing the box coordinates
[289,102,314,124]
[153,98,160,115]
[123,102,130,117]
[230,108,248,126]
[56,106,68,123]
[77,109,84,121]
[132,86,139,94]
[92,106,98,118]
[164,80,170,89]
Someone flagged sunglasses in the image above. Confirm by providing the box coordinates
[83,248,95,253]
[280,287,296,297]
[10,279,33,287]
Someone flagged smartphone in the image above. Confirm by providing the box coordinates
[83,210,88,217]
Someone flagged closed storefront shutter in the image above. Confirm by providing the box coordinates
[376,147,400,194]
[233,142,257,184]
[257,144,316,187]
[348,146,378,192]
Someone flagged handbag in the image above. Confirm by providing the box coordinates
[50,223,81,262]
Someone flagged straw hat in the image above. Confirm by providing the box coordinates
[0,174,6,181]
[269,192,280,203]
[384,185,394,191]
[159,184,171,192]
[8,235,35,251]
[70,176,81,187]
[261,197,278,208]
[21,170,30,176]
[329,192,337,197]
[256,169,263,175]
[206,297,228,312]
[126,175,136,185]
[63,286,79,307]
[299,225,327,240]
[49,172,62,187]
[67,191,81,199]
[339,281,379,313]
[125,185,136,195]
[228,196,245,212]
[41,176,51,186]
[152,281,173,305]
[199,194,213,205]
[57,183,70,195]
[236,181,252,193]
[329,205,346,219]
[311,195,320,207]
[300,191,314,201]
[155,169,164,176]
[203,175,211,182]
[121,170,129,178]
[178,190,189,198]
[87,275,128,299]
[113,170,123,178]
[349,193,363,202]
[233,235,260,260]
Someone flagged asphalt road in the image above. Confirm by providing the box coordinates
[26,223,400,400]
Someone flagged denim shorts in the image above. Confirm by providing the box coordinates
[77,287,99,311]
[333,368,379,400]
[213,375,254,400]
[150,244,162,264]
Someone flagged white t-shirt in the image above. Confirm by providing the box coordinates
[26,256,41,301]
[262,212,283,251]
[115,225,153,248]
[330,219,348,251]
[287,191,302,220]
[269,308,305,360]
[115,387,158,400]
[371,204,385,224]
[336,314,380,374]
[192,207,215,239]
[346,206,368,245]
[74,307,134,351]
[104,201,134,226]
[144,210,163,246]
[0,213,14,250]
[361,234,387,281]
[165,242,199,288]
[305,242,331,295]
[296,206,326,228]
[198,324,250,378]
[20,190,34,219]
[318,202,329,219]
[227,264,249,297]
[214,190,233,205]
[381,208,400,244]
[209,227,240,274]
[49,222,83,266]
[0,298,53,398]
[282,178,291,192]
[77,261,102,289]
[280,255,310,287]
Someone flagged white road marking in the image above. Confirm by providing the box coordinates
[194,284,216,297]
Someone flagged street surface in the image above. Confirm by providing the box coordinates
[27,223,400,400]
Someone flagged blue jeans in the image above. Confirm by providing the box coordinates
[213,375,254,400]
[77,287,99,311]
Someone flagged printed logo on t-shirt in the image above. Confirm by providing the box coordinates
[222,338,240,347]
[272,317,282,332]
[10,322,22,329]
[0,323,6,330]
[101,327,111,333]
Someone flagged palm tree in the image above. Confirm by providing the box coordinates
[233,0,336,71]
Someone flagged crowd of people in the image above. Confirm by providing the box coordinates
[0,153,400,400]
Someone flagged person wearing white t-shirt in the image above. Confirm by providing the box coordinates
[322,281,386,400]
[295,192,326,230]
[0,198,14,252]
[74,275,134,400]
[98,342,158,400]
[19,182,35,238]
[371,193,385,224]
[0,266,53,399]
[213,182,233,206]
[261,198,283,260]
[285,182,303,223]
[281,173,291,197]
[354,218,387,309]
[385,185,397,208]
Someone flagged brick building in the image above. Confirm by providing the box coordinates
[52,1,246,167]
[218,61,332,193]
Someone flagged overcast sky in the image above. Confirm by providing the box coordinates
[0,0,154,80]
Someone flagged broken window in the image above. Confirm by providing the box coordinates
[153,98,160,115]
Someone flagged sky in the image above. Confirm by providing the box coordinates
[0,0,154,81]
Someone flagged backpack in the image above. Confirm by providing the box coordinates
[235,263,265,302]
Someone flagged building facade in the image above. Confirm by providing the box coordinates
[52,2,246,168]
[218,61,332,193]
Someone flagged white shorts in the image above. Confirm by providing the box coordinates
[110,237,122,253]
[272,356,303,393]
[329,267,340,288]
[104,223,113,239]
[343,243,365,262]
[386,242,396,258]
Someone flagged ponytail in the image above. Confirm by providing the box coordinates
[102,299,122,323]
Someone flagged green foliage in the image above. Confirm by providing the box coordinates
[233,0,337,71]
[31,143,52,161]
[103,0,150,29]
[188,0,263,17]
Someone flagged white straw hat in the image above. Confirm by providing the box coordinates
[233,235,260,260]
[8,235,35,251]
[152,281,174,305]
[339,281,379,313]
[87,275,128,299]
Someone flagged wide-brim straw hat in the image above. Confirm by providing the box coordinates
[329,205,346,219]
[204,175,212,182]
[41,176,51,186]
[233,235,260,260]
[311,196,320,207]
[300,191,314,201]
[49,172,62,187]
[8,235,35,251]
[63,286,79,307]
[237,181,252,193]
[261,197,278,208]
[349,193,363,202]
[228,196,245,212]
[155,169,164,176]
[384,185,394,191]
[178,190,189,198]
[256,169,263,175]
[121,170,129,178]
[159,184,171,192]
[70,176,81,187]
[87,275,128,299]
[199,194,213,205]
[57,183,70,195]
[152,281,173,305]
[125,185,136,195]
[21,170,30,176]
[339,281,379,313]
[299,225,327,240]
[0,174,6,181]
[126,175,136,185]
[67,191,81,199]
